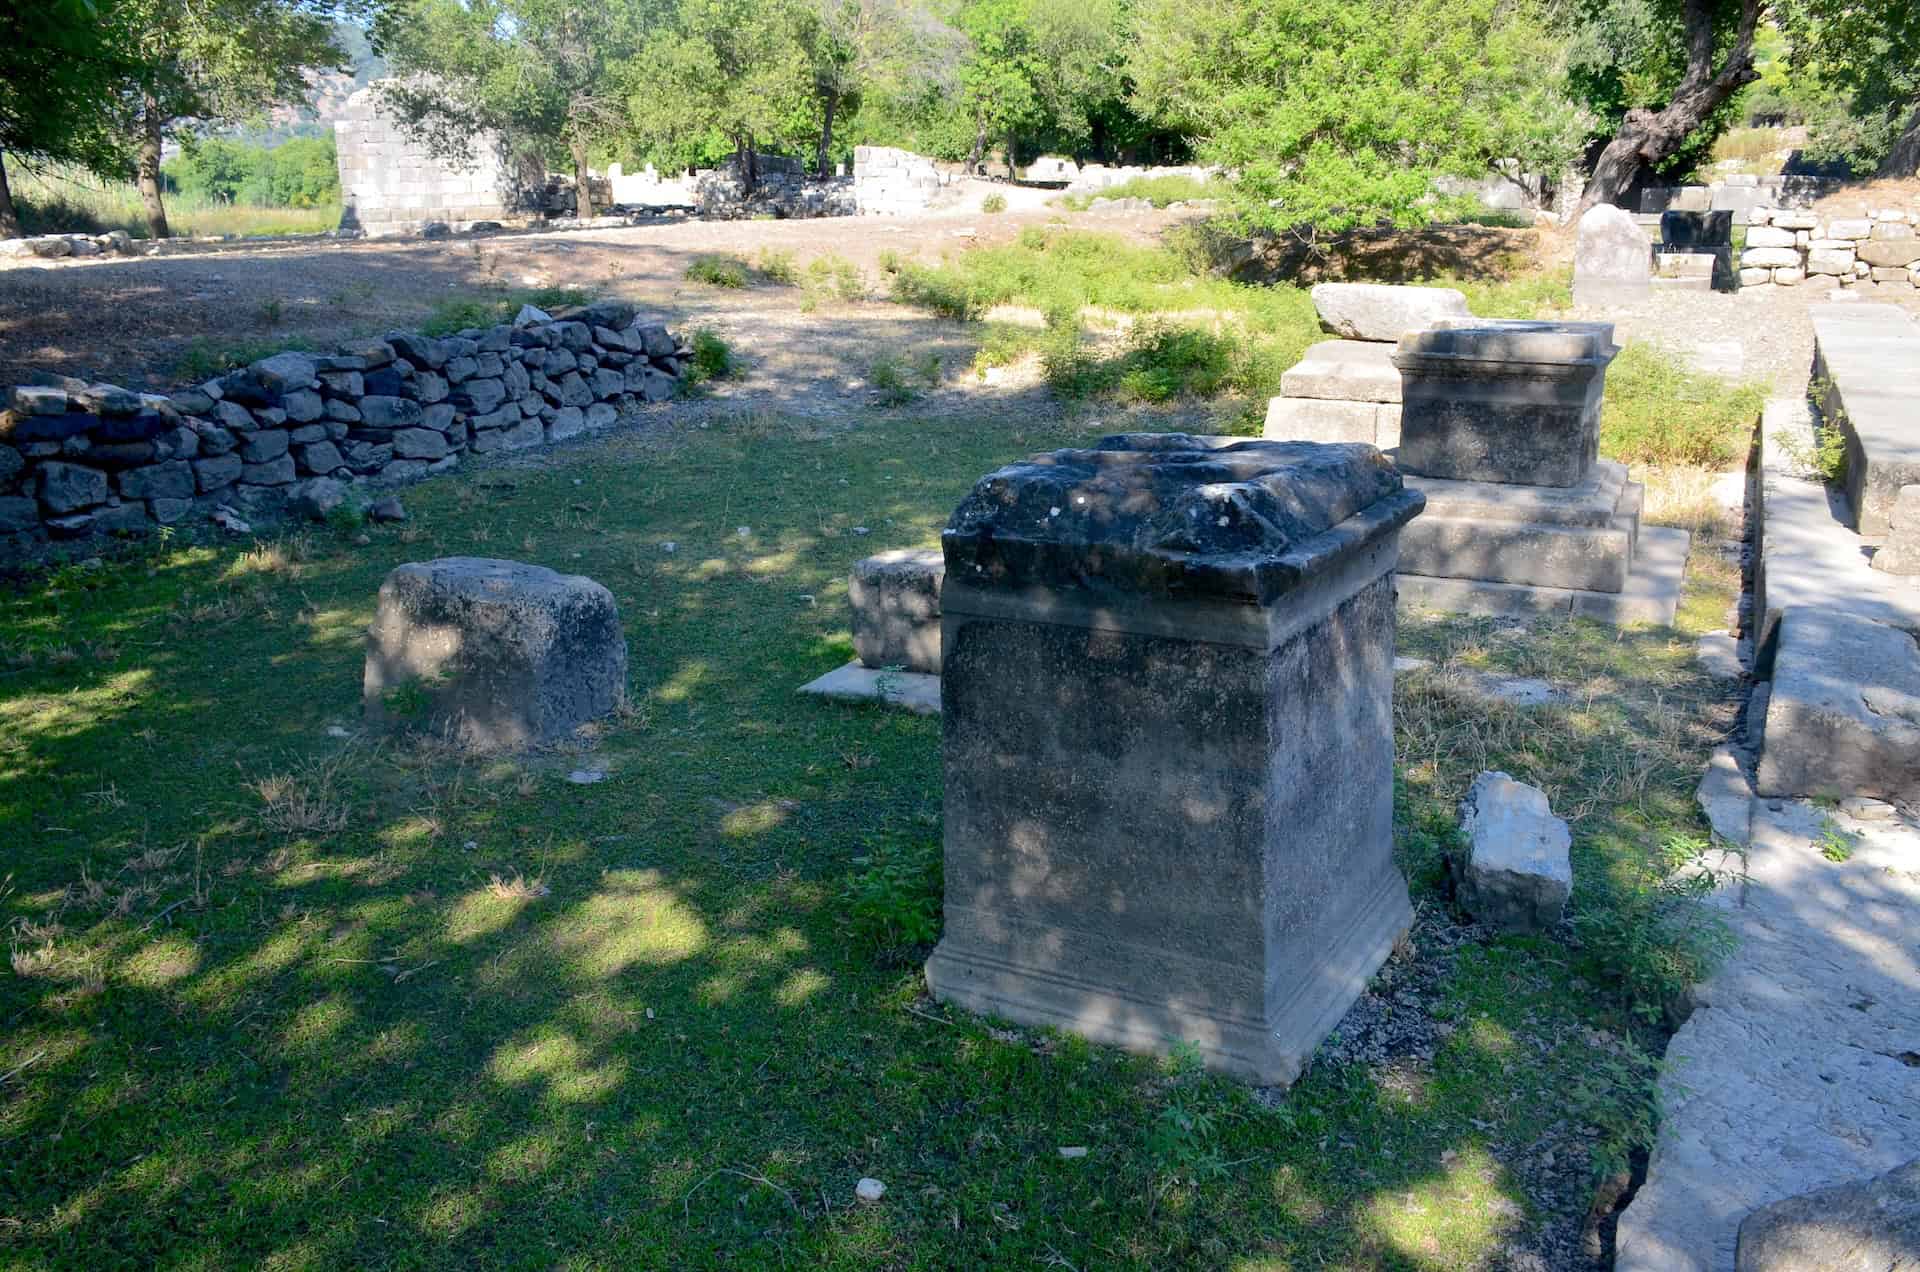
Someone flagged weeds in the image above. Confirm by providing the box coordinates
[419,287,592,338]
[249,755,351,839]
[844,837,941,956]
[174,337,318,382]
[1059,174,1228,211]
[869,350,942,405]
[1602,343,1766,468]
[685,329,737,385]
[1815,819,1855,862]
[686,255,749,288]
[1147,1042,1229,1183]
[980,193,1007,214]
[487,872,550,900]
[1571,832,1736,1025]
[1570,1035,1663,1183]
[755,248,800,285]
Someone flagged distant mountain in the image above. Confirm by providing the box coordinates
[221,22,385,146]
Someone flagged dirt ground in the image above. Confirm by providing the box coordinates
[0,204,1174,392]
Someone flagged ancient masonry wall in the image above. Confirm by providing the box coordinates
[1734,203,1920,293]
[0,304,692,557]
[852,147,946,215]
[334,82,518,237]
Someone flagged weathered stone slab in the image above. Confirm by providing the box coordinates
[1456,771,1572,932]
[929,434,1423,1085]
[1262,397,1397,447]
[1754,608,1920,802]
[1812,304,1920,536]
[1734,1158,1920,1271]
[1278,340,1402,404]
[1397,524,1690,626]
[1873,485,1920,575]
[1574,203,1651,304]
[363,557,628,752]
[1393,321,1619,487]
[797,660,941,715]
[1308,283,1468,342]
[850,548,944,674]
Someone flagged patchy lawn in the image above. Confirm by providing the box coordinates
[1,398,1738,1268]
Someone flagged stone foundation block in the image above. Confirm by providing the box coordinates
[363,557,628,752]
[1457,771,1572,933]
[927,434,1423,1085]
[1755,608,1920,801]
[850,549,944,674]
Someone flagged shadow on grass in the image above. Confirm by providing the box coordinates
[1,402,1729,1267]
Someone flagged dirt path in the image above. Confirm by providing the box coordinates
[0,205,1179,392]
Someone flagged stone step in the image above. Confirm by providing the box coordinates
[1277,339,1402,403]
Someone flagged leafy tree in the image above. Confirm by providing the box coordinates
[953,0,1043,171]
[795,0,964,176]
[112,0,355,238]
[1782,0,1920,175]
[1130,0,1591,233]
[0,0,142,236]
[624,0,815,190]
[378,0,651,218]
[165,135,341,206]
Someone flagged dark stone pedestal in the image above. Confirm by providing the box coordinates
[926,434,1423,1085]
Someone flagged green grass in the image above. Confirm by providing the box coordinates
[7,163,340,239]
[0,395,1736,1267]
[1600,343,1768,468]
[1058,174,1229,211]
[686,255,750,288]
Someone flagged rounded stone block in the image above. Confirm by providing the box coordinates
[850,549,945,674]
[363,557,628,752]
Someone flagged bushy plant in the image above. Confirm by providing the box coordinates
[844,837,942,955]
[1601,343,1766,468]
[687,328,737,382]
[755,248,800,285]
[1571,832,1735,1025]
[686,255,749,288]
[980,192,1007,213]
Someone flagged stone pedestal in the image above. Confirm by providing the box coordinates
[1389,322,1688,624]
[926,433,1423,1085]
[364,557,627,751]
[849,548,945,672]
[1574,203,1652,305]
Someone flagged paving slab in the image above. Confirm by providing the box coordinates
[1809,303,1920,534]
[797,660,941,714]
[1614,799,1920,1272]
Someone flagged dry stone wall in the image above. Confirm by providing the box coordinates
[0,304,692,558]
[1738,203,1920,292]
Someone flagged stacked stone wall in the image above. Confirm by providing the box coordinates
[1737,203,1920,292]
[0,304,692,558]
[853,146,948,215]
[334,82,521,237]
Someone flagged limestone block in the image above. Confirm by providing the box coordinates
[1755,609,1920,802]
[36,462,108,513]
[1859,239,1920,268]
[1279,340,1402,403]
[1308,283,1468,342]
[1771,209,1818,230]
[1871,485,1920,576]
[1871,221,1916,239]
[1738,267,1772,286]
[1741,246,1800,268]
[117,461,194,501]
[363,557,628,752]
[1826,218,1873,240]
[1743,226,1796,250]
[850,549,944,674]
[1262,397,1382,445]
[1393,321,1618,487]
[1735,1158,1920,1272]
[1457,771,1572,932]
[928,433,1423,1086]
[1574,204,1652,303]
[1773,267,1804,286]
[1806,248,1855,275]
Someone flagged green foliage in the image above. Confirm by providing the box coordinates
[843,836,942,953]
[164,136,340,208]
[418,287,594,337]
[805,253,868,302]
[173,336,318,381]
[1815,819,1856,862]
[1600,343,1766,468]
[755,247,801,285]
[1571,832,1736,1025]
[687,328,737,382]
[686,254,750,288]
[1146,1042,1230,1182]
[1059,173,1226,210]
[980,192,1007,213]
[1570,1034,1663,1183]
[1129,0,1590,233]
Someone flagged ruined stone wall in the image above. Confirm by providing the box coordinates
[334,82,519,237]
[0,304,694,558]
[853,147,946,215]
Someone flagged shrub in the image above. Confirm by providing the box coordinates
[687,328,737,383]
[888,262,979,320]
[980,192,1007,214]
[755,248,799,285]
[686,255,748,288]
[1571,832,1735,1025]
[1601,343,1766,468]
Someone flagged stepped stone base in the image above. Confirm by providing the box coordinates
[1398,525,1689,625]
[1278,340,1402,403]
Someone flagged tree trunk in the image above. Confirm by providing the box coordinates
[136,97,171,239]
[746,136,759,192]
[0,153,20,239]
[1880,102,1920,178]
[570,136,594,219]
[967,113,987,173]
[1005,129,1017,179]
[816,91,838,179]
[1576,0,1763,214]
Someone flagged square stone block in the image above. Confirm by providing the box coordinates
[363,557,628,752]
[1398,462,1637,592]
[850,548,944,673]
[1279,340,1402,403]
[927,434,1424,1085]
[1755,608,1920,801]
[1393,321,1619,487]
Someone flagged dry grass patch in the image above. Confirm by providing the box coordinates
[487,873,550,900]
[250,754,352,839]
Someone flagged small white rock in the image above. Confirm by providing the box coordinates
[1840,796,1895,821]
[1058,1146,1089,1159]
[855,1177,886,1204]
[736,526,751,538]
[326,725,353,739]
[567,769,607,785]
